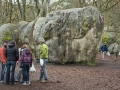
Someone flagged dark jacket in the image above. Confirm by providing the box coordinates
[5,42,19,62]
[100,44,108,52]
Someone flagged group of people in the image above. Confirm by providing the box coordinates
[0,37,49,85]
[100,42,119,61]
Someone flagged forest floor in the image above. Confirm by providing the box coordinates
[1,52,120,90]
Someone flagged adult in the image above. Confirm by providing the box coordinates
[0,41,8,82]
[112,42,119,62]
[100,42,108,60]
[5,40,19,85]
[38,37,48,82]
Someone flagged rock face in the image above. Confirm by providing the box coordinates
[33,6,104,63]
[0,6,104,64]
[0,23,18,46]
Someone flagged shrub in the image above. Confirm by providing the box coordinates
[102,34,110,43]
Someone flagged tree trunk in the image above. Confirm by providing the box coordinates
[9,0,12,23]
[22,0,26,21]
[34,0,50,17]
[0,0,2,25]
[17,0,22,19]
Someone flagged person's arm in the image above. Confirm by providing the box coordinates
[15,48,19,61]
[20,52,24,67]
[1,48,7,64]
[100,45,103,51]
[5,48,7,58]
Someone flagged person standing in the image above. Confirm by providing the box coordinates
[112,42,119,62]
[0,41,8,82]
[20,45,32,85]
[38,37,48,82]
[100,42,108,60]
[5,40,19,85]
[15,42,27,82]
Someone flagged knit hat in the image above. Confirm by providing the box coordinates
[38,37,45,42]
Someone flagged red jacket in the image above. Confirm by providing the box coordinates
[0,46,7,63]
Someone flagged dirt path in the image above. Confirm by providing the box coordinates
[0,52,120,90]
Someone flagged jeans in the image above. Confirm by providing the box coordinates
[0,63,6,81]
[23,63,30,82]
[16,68,22,81]
[6,61,16,84]
[40,59,48,80]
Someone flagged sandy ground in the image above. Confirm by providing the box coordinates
[0,52,120,90]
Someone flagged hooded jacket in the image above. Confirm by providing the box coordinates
[20,49,32,67]
[100,44,108,52]
[5,42,19,61]
[40,43,48,59]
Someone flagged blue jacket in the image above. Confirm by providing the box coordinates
[100,44,108,52]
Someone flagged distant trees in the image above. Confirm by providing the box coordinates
[0,0,35,24]
[0,0,2,25]
[0,0,120,30]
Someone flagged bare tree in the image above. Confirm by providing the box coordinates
[17,0,22,19]
[0,0,2,25]
[17,0,26,21]
[33,0,50,17]
[22,0,26,20]
[9,0,13,23]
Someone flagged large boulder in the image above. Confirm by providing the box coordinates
[0,23,18,46]
[18,21,36,59]
[2,6,103,64]
[33,6,104,64]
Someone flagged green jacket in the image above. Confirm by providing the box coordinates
[40,43,48,59]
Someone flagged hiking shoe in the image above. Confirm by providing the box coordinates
[22,82,29,85]
[45,79,48,82]
[0,81,4,83]
[20,81,24,83]
[27,81,31,85]
[28,82,31,85]
[15,79,19,82]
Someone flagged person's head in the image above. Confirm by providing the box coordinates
[24,45,29,49]
[38,37,45,44]
[9,40,16,46]
[24,44,32,53]
[3,41,9,47]
[104,42,106,45]
[22,42,28,47]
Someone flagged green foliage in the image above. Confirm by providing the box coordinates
[86,61,97,66]
[76,60,97,66]
[2,31,13,42]
[102,34,110,43]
